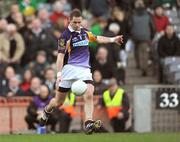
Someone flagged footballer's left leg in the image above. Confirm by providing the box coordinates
[39,88,69,126]
[83,82,102,134]
[39,79,72,126]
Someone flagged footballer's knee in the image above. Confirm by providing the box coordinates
[84,93,93,101]
[84,84,94,101]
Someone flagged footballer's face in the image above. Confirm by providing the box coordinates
[70,16,82,31]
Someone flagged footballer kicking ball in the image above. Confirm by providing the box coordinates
[71,80,87,96]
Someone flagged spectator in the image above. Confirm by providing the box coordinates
[50,1,68,26]
[105,20,127,83]
[26,77,41,96]
[18,0,41,17]
[44,67,56,95]
[93,70,107,96]
[0,19,8,33]
[70,0,83,10]
[6,4,20,24]
[107,7,130,50]
[153,5,169,34]
[92,47,117,84]
[87,0,110,18]
[158,25,180,58]
[4,76,25,97]
[0,66,16,96]
[25,85,58,131]
[157,25,180,82]
[100,78,130,132]
[0,24,25,71]
[91,18,107,36]
[16,13,33,40]
[12,12,25,31]
[21,18,56,65]
[20,69,33,92]
[131,0,155,76]
[103,23,121,65]
[152,0,177,7]
[38,9,52,29]
[177,0,180,7]
[89,18,107,49]
[115,0,133,11]
[27,51,50,80]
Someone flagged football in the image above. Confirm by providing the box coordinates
[71,80,87,96]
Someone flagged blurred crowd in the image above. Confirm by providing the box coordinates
[0,0,180,133]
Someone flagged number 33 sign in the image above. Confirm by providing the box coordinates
[156,88,180,109]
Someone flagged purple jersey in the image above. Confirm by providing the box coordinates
[58,26,97,68]
[33,95,52,110]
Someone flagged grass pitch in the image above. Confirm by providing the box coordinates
[0,133,179,142]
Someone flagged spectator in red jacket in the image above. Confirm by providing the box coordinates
[50,1,68,26]
[153,5,169,33]
[20,69,33,91]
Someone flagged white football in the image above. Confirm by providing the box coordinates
[71,80,87,96]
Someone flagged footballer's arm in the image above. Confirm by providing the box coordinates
[56,53,65,82]
[97,35,123,45]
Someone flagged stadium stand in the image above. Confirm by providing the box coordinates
[0,0,180,134]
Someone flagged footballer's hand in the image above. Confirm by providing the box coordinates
[114,35,123,45]
[56,77,62,84]
[56,72,62,88]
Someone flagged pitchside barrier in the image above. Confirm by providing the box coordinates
[0,97,32,134]
[1,85,179,134]
[134,85,180,132]
[0,96,113,134]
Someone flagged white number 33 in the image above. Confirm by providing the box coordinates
[160,92,179,108]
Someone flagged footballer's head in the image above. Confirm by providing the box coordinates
[69,9,82,31]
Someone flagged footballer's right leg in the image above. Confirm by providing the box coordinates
[83,82,102,134]
[39,88,69,126]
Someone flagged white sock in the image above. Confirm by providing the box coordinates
[84,99,94,120]
[45,106,53,114]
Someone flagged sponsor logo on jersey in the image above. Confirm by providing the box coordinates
[72,37,79,42]
[73,39,89,47]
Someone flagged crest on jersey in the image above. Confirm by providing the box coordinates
[59,39,65,48]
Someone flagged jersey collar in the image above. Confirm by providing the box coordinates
[68,25,82,33]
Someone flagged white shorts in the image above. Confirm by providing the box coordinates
[59,64,93,89]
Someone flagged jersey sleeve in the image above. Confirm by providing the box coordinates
[87,31,97,42]
[58,33,68,54]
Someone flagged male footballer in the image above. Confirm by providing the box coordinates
[39,9,123,134]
